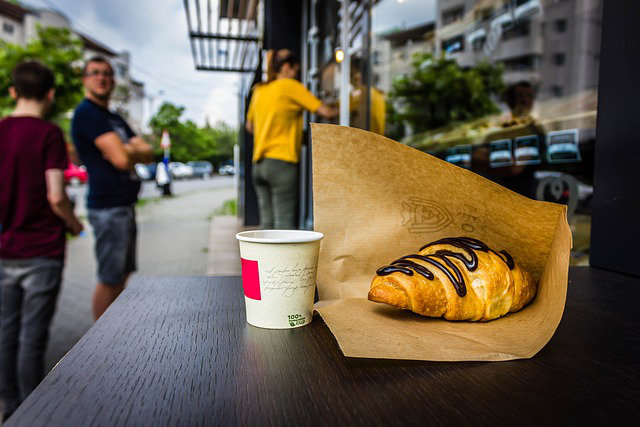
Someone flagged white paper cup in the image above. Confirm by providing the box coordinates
[236,230,324,329]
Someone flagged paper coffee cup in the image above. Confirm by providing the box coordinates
[236,230,323,329]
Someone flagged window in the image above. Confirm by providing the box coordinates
[442,7,464,26]
[501,55,538,71]
[555,19,567,33]
[3,22,14,34]
[472,37,486,52]
[550,85,564,97]
[553,53,566,66]
[503,22,531,40]
[372,50,380,65]
[474,7,491,22]
[442,35,465,54]
[116,64,127,78]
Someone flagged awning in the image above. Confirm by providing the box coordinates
[183,0,260,72]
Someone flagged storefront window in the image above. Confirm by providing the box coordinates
[369,0,602,265]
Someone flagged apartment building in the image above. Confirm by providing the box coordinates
[372,22,436,93]
[435,0,602,100]
[0,0,146,132]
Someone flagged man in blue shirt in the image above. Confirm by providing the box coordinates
[72,56,153,320]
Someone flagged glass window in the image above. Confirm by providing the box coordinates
[550,84,564,97]
[553,53,566,65]
[116,64,127,78]
[442,7,464,26]
[502,22,531,40]
[3,22,14,34]
[371,0,602,266]
[442,35,464,54]
[555,19,567,33]
[472,37,486,52]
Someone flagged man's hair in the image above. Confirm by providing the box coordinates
[504,80,535,109]
[11,60,55,100]
[82,55,114,76]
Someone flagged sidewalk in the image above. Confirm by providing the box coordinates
[206,216,257,276]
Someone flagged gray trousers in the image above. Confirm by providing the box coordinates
[252,158,299,229]
[0,258,62,415]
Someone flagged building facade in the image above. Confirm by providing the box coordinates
[435,0,602,100]
[372,22,436,93]
[0,0,146,133]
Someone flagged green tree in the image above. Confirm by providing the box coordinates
[148,102,236,165]
[388,53,505,137]
[0,26,84,122]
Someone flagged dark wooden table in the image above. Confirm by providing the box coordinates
[8,267,640,426]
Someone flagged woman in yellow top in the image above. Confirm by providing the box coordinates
[245,49,336,229]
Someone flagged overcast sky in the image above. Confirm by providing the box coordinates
[373,0,436,34]
[23,0,435,128]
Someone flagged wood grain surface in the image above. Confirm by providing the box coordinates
[7,268,640,426]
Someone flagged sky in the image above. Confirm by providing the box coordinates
[22,0,435,128]
[372,0,436,34]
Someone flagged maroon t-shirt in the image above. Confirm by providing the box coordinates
[0,116,68,259]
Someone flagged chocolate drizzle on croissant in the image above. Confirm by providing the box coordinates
[376,237,515,297]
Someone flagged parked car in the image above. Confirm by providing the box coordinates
[145,162,157,180]
[64,162,88,186]
[135,163,151,180]
[218,164,235,176]
[187,161,213,179]
[169,162,193,179]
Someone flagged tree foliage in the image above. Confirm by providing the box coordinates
[389,53,505,137]
[0,26,84,121]
[148,102,236,165]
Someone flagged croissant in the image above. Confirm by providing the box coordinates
[367,237,537,321]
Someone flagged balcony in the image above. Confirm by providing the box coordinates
[515,0,542,22]
[492,34,543,61]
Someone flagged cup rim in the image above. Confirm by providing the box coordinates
[235,229,324,244]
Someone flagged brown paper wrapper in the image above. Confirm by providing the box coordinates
[311,124,571,361]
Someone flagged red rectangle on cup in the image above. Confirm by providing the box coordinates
[241,258,261,300]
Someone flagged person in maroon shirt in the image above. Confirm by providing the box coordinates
[0,61,83,421]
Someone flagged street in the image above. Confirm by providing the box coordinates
[66,176,235,217]
[45,176,235,371]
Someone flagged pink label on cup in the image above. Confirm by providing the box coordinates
[241,258,261,300]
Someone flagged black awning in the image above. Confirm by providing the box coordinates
[183,0,260,73]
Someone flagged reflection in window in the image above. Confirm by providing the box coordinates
[553,53,566,66]
[502,22,531,40]
[442,35,464,54]
[442,7,464,26]
[550,85,564,97]
[472,37,486,52]
[501,55,538,71]
[555,19,567,33]
[373,0,602,267]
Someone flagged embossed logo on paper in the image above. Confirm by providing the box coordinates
[402,197,453,233]
[262,263,316,297]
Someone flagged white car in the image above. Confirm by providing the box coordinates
[168,162,193,179]
[134,163,151,180]
[219,164,235,175]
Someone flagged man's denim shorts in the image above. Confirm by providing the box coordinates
[87,205,137,286]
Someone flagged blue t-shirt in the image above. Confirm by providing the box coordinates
[71,98,141,209]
